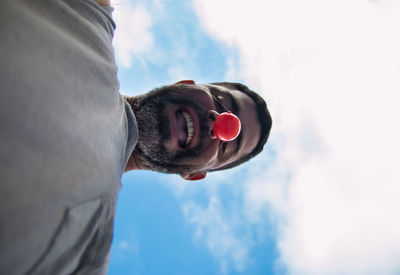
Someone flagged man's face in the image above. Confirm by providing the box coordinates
[132,82,261,176]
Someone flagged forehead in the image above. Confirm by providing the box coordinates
[206,84,261,169]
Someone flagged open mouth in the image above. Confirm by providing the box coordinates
[176,110,194,147]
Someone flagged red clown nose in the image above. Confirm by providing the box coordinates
[213,111,241,142]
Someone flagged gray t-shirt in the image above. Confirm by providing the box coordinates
[0,1,138,274]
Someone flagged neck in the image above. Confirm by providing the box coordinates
[124,154,140,172]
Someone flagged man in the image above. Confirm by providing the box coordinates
[124,81,272,180]
[0,0,271,274]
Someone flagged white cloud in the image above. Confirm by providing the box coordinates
[118,240,131,250]
[113,2,154,67]
[112,233,140,264]
[192,0,400,274]
[183,197,251,274]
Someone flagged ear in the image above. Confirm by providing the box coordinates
[180,171,207,181]
[175,80,196,85]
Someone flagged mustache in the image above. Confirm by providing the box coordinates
[132,84,210,173]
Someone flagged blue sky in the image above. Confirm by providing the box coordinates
[109,0,400,275]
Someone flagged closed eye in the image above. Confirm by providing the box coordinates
[213,95,227,113]
[218,141,227,154]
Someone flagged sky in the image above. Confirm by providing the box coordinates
[108,1,400,275]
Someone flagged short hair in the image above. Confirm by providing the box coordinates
[210,82,272,171]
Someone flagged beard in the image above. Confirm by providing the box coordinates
[131,84,209,174]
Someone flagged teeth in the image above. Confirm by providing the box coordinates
[182,111,193,146]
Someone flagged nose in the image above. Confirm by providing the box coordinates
[206,110,219,139]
